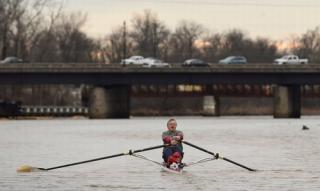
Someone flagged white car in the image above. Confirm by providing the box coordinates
[218,56,247,64]
[121,56,144,65]
[142,58,169,68]
[273,55,308,65]
[0,56,24,64]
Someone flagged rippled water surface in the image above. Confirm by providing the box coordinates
[0,117,319,191]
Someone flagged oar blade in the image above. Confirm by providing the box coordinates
[17,165,47,173]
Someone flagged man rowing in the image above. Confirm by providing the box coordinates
[162,118,184,168]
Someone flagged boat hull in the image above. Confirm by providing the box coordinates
[161,165,183,174]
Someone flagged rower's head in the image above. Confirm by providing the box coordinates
[167,118,177,132]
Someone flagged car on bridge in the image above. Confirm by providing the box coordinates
[218,56,247,64]
[0,56,24,64]
[273,55,308,65]
[183,59,208,67]
[121,56,145,65]
[142,57,170,68]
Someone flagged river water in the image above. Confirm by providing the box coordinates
[0,117,319,191]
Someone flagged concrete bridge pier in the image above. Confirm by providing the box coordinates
[89,86,130,119]
[202,96,220,116]
[273,85,301,118]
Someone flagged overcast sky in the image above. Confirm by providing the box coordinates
[65,0,320,40]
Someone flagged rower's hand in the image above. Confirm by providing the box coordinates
[171,140,178,145]
[173,136,181,140]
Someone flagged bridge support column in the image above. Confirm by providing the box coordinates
[89,86,130,119]
[202,96,220,116]
[274,85,301,118]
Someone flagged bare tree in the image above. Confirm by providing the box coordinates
[248,38,277,63]
[168,20,204,62]
[0,0,63,60]
[45,12,96,63]
[28,0,64,61]
[130,10,169,58]
[103,24,133,63]
[202,33,222,62]
[220,29,248,58]
[0,0,17,59]
[293,27,320,63]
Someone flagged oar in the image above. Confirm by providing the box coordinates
[182,140,256,172]
[17,144,166,173]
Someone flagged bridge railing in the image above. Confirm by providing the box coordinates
[20,106,88,116]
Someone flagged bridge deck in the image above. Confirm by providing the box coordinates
[1,63,320,73]
[1,63,320,85]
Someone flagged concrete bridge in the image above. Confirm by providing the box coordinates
[1,63,320,118]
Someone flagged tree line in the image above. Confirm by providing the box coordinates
[1,2,320,64]
[103,10,320,64]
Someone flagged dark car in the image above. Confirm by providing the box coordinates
[218,56,247,64]
[183,59,208,67]
[0,57,24,64]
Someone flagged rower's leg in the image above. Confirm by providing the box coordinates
[162,147,173,163]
